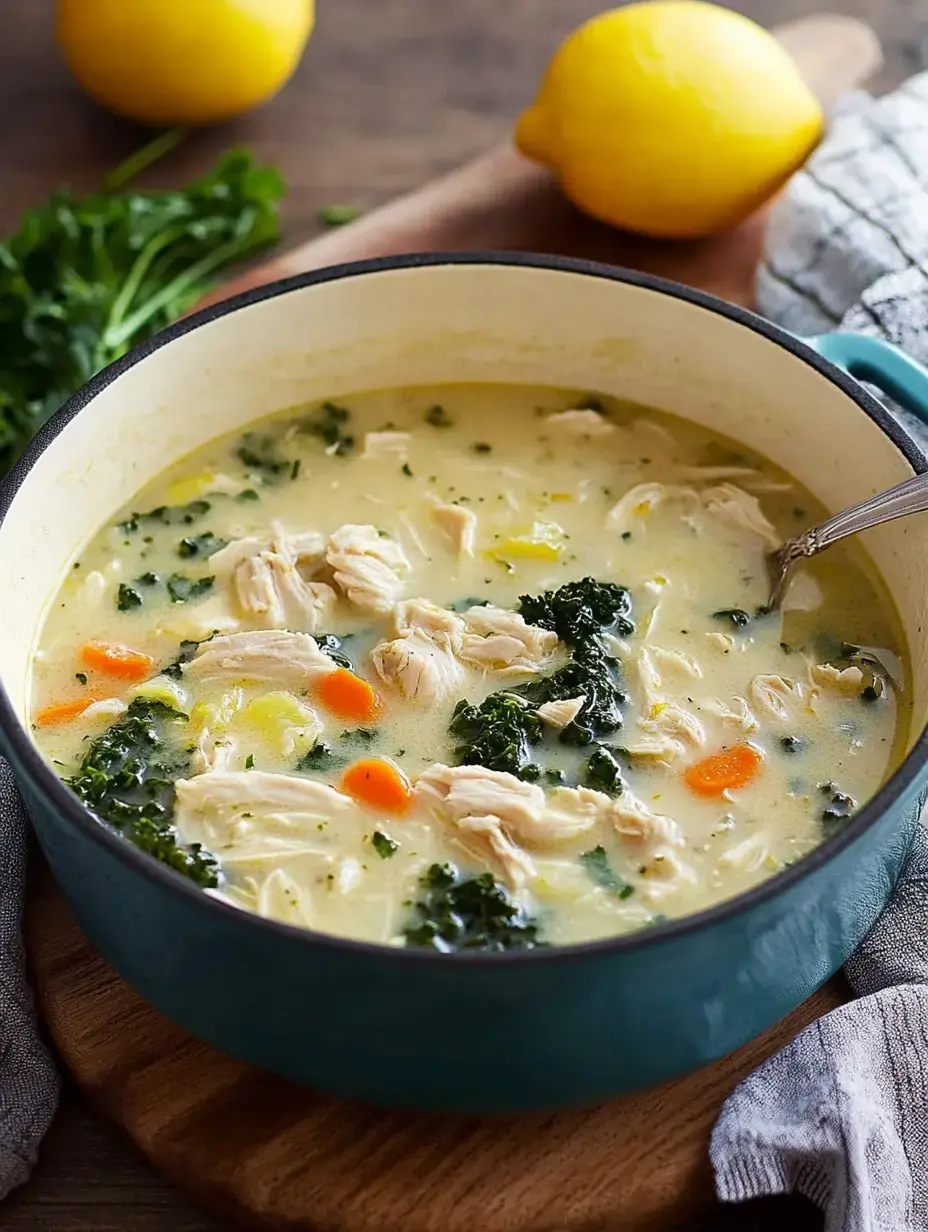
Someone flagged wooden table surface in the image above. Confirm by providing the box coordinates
[1,0,925,1228]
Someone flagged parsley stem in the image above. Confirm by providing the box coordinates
[103,128,187,193]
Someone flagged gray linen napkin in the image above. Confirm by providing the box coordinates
[712,72,928,1230]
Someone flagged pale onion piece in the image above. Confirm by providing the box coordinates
[83,698,129,723]
[810,663,866,695]
[460,605,558,672]
[431,501,478,556]
[361,431,411,458]
[454,815,537,891]
[326,523,411,613]
[372,628,466,703]
[130,674,189,712]
[781,571,824,612]
[188,689,244,774]
[545,408,616,436]
[607,482,699,531]
[256,867,314,927]
[185,630,337,689]
[536,696,586,728]
[77,569,107,609]
[703,696,758,734]
[717,835,769,872]
[174,769,356,855]
[239,692,323,758]
[749,674,804,722]
[700,483,780,548]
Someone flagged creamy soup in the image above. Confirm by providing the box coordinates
[32,385,907,949]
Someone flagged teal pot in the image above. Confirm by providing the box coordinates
[2,255,928,1113]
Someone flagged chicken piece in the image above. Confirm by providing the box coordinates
[361,431,411,458]
[453,815,537,891]
[619,732,684,763]
[545,408,616,437]
[703,696,758,734]
[211,524,335,633]
[372,628,466,703]
[705,631,736,654]
[544,783,684,848]
[607,482,699,532]
[701,483,780,548]
[431,501,478,556]
[459,605,558,672]
[326,524,411,613]
[717,835,769,872]
[639,847,694,884]
[536,696,586,728]
[174,769,356,858]
[639,704,705,752]
[256,867,315,927]
[394,598,465,640]
[635,645,702,712]
[810,663,866,695]
[83,698,129,724]
[749,674,804,721]
[184,630,337,689]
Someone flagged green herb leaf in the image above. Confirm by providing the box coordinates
[372,830,399,859]
[166,574,214,604]
[580,845,634,898]
[116,583,142,612]
[403,863,543,952]
[712,608,751,628]
[424,404,452,428]
[177,531,226,559]
[300,401,354,455]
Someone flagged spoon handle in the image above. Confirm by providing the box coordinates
[812,469,928,550]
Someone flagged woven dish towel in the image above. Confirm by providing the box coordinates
[712,72,928,1231]
[4,74,928,1214]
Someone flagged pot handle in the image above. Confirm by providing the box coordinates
[808,333,928,423]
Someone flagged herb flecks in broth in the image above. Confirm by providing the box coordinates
[33,385,907,949]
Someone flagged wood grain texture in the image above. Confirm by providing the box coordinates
[3,0,925,1228]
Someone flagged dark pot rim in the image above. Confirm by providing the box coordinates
[3,251,926,966]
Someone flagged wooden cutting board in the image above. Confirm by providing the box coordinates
[24,15,879,1232]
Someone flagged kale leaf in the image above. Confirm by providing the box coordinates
[404,863,543,952]
[0,145,283,475]
[162,639,201,679]
[519,577,634,644]
[580,845,634,899]
[312,633,353,670]
[67,699,217,887]
[166,573,214,604]
[300,401,354,455]
[120,500,211,534]
[583,745,625,795]
[236,431,292,481]
[177,531,226,559]
[819,782,857,839]
[449,694,541,778]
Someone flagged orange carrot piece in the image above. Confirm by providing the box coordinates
[80,641,154,681]
[684,743,763,797]
[316,667,382,723]
[35,697,98,727]
[341,758,412,813]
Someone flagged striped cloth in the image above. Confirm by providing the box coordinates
[713,72,928,1231]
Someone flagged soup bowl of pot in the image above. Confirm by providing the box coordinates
[2,254,928,1113]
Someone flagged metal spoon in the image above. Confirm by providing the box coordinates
[766,469,928,609]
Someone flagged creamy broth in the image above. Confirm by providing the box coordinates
[33,385,907,948]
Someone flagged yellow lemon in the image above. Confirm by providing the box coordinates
[515,1,823,238]
[56,0,314,126]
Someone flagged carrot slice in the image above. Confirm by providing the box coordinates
[81,641,154,681]
[316,667,382,723]
[35,697,98,727]
[341,758,412,813]
[684,743,763,797]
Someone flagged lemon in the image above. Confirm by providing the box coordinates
[56,0,314,126]
[515,1,823,238]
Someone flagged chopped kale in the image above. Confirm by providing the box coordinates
[449,693,541,778]
[136,571,161,587]
[116,583,142,611]
[296,741,341,772]
[244,753,255,770]
[449,596,489,611]
[75,672,88,685]
[401,462,413,477]
[372,830,399,859]
[713,608,751,628]
[236,431,291,480]
[301,401,354,455]
[312,633,353,670]
[177,531,226,559]
[403,863,543,952]
[819,782,857,839]
[583,745,625,795]
[119,500,210,534]
[580,845,634,899]
[543,767,566,785]
[67,699,217,887]
[424,404,452,428]
[518,577,634,644]
[835,643,890,702]
[517,643,626,747]
[167,573,214,604]
[472,441,492,454]
[236,487,260,502]
[779,735,805,754]
[162,639,200,679]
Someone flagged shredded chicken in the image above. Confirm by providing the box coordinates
[749,674,804,721]
[607,480,779,548]
[83,698,129,723]
[361,431,411,458]
[536,696,586,728]
[174,769,356,857]
[701,483,780,548]
[703,696,758,734]
[372,628,466,703]
[638,703,706,757]
[459,604,558,673]
[211,525,335,633]
[184,630,337,689]
[326,523,411,613]
[810,663,866,695]
[395,598,464,639]
[453,816,537,891]
[545,408,615,436]
[607,482,698,531]
[431,501,477,556]
[717,835,769,872]
[256,868,314,926]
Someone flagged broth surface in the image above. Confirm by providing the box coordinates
[33,385,907,948]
